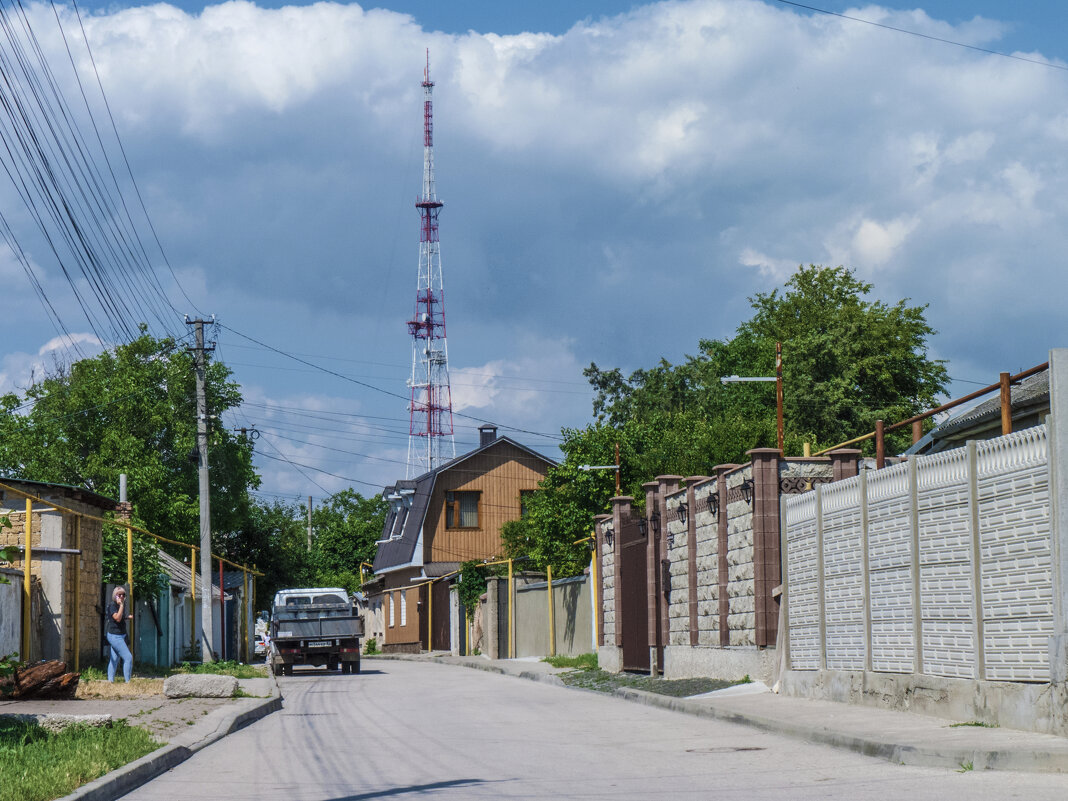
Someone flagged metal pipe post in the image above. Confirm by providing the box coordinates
[219,557,225,661]
[242,568,249,663]
[22,498,31,660]
[875,419,885,469]
[547,564,556,657]
[507,559,514,658]
[190,547,197,655]
[73,516,81,671]
[776,341,784,452]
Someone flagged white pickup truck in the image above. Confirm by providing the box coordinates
[270,587,364,675]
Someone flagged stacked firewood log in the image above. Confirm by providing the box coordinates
[0,660,80,699]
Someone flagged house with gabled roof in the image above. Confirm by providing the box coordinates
[368,425,554,653]
[907,368,1049,454]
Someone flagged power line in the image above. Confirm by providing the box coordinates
[773,0,1068,73]
[218,323,565,441]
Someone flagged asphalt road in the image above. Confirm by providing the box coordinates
[124,660,1068,800]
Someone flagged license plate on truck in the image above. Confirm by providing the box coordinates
[308,640,332,648]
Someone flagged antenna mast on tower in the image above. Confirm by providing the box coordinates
[406,51,455,477]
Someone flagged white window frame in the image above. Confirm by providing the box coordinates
[388,593,395,627]
[400,590,407,626]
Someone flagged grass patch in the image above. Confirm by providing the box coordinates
[0,719,158,801]
[543,653,598,670]
[80,660,265,682]
[171,661,266,679]
[957,760,974,773]
[949,721,999,729]
[557,669,744,698]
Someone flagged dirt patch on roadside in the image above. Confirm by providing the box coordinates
[0,692,236,743]
[77,678,164,699]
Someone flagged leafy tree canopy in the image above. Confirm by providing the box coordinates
[508,265,947,576]
[0,332,258,591]
[308,489,388,594]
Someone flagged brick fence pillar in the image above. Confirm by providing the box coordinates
[829,448,863,482]
[610,496,634,651]
[748,448,782,648]
[593,513,611,647]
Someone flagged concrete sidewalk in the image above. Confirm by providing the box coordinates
[2,674,283,801]
[368,653,1068,773]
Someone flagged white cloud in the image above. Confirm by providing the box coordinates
[1,0,1066,494]
[850,216,919,268]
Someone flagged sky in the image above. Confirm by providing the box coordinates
[0,0,1065,507]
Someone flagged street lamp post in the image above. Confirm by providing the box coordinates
[721,342,784,452]
[578,442,621,495]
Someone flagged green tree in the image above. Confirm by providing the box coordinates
[308,489,388,593]
[517,265,948,572]
[244,498,313,607]
[0,333,260,591]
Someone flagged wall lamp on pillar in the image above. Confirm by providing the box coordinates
[650,511,661,535]
[707,488,719,518]
[740,478,754,507]
[677,501,688,526]
[603,525,614,549]
[637,517,648,537]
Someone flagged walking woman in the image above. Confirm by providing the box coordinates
[106,585,134,682]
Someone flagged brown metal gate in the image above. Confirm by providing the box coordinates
[431,580,450,651]
[619,518,650,672]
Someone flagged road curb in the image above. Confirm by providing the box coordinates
[367,655,1068,773]
[58,673,283,801]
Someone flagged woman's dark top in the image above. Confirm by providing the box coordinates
[105,601,127,636]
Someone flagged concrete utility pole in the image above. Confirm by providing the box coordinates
[307,496,313,551]
[187,316,215,662]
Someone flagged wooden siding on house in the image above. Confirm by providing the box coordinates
[424,442,549,564]
[380,568,421,651]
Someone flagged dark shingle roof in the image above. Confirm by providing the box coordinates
[933,370,1048,439]
[371,436,555,575]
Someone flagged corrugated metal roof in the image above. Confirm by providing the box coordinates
[157,550,230,600]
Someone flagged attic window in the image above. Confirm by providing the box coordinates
[445,491,479,529]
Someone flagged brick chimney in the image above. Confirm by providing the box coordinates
[479,424,498,448]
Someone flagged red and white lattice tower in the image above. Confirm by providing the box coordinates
[406,52,455,478]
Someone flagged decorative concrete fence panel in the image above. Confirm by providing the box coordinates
[785,425,1052,683]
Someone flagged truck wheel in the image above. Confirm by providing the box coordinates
[341,662,351,675]
[353,656,360,674]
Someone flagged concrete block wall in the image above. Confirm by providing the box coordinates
[785,425,1053,685]
[724,465,756,646]
[664,491,689,646]
[692,478,718,646]
[0,496,105,666]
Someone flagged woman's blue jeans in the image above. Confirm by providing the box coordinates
[106,631,133,682]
